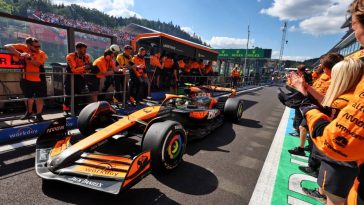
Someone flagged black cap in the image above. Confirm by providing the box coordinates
[124,45,132,50]
[75,42,87,49]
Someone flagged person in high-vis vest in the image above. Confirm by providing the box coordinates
[231,67,240,88]
[63,42,92,116]
[291,58,363,203]
[87,49,117,102]
[131,47,148,102]
[299,2,364,203]
[114,45,133,104]
[5,37,48,121]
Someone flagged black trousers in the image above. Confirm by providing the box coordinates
[293,108,303,131]
[64,74,86,109]
[101,75,125,102]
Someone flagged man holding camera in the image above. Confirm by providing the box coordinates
[5,37,48,121]
[64,42,92,116]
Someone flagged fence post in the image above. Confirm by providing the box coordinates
[70,73,75,116]
[123,73,128,109]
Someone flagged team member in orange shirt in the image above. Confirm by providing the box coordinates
[312,64,323,82]
[231,67,240,88]
[63,42,92,116]
[300,2,364,203]
[150,49,163,88]
[288,53,343,178]
[131,47,148,102]
[88,49,117,102]
[5,37,48,121]
[162,53,176,92]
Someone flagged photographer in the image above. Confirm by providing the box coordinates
[63,42,92,116]
[5,37,48,121]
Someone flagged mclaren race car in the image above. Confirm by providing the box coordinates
[35,86,243,194]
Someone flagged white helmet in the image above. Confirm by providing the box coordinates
[110,44,121,53]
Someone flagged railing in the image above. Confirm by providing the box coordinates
[0,68,262,122]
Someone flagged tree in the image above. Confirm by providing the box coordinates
[0,0,13,14]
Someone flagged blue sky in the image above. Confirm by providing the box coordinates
[53,0,352,61]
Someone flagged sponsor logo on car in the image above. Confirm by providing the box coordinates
[9,127,38,138]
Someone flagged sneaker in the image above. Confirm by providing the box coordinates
[299,166,318,178]
[289,132,299,137]
[35,114,44,122]
[288,147,305,156]
[20,111,33,120]
[63,111,71,117]
[304,145,311,151]
[302,188,326,202]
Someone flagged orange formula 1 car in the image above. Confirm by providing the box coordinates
[35,86,243,194]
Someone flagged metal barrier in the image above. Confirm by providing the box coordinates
[0,69,128,119]
[0,69,263,122]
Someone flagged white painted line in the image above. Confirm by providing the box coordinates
[249,106,291,205]
[0,138,36,153]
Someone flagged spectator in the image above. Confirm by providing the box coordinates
[288,54,343,179]
[312,64,324,82]
[5,37,48,121]
[294,58,363,203]
[64,42,92,116]
[88,49,117,102]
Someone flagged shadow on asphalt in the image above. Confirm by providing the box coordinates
[42,181,179,205]
[41,161,217,204]
[186,122,235,156]
[238,118,263,128]
[0,145,35,178]
[154,161,218,195]
[242,100,258,112]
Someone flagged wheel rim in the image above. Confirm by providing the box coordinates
[237,103,243,119]
[164,133,184,169]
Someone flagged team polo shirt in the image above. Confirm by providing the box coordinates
[13,44,48,82]
[93,56,115,79]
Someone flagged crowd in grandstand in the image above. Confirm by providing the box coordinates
[30,10,136,45]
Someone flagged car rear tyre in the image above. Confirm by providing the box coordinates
[77,101,116,136]
[142,120,187,173]
[224,98,243,122]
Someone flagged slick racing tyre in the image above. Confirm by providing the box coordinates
[142,120,187,173]
[224,98,244,122]
[77,101,116,136]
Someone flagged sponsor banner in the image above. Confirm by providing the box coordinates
[271,109,323,205]
[0,117,77,144]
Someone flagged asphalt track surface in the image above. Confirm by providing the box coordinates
[0,86,285,205]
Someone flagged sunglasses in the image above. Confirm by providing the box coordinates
[32,45,41,48]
